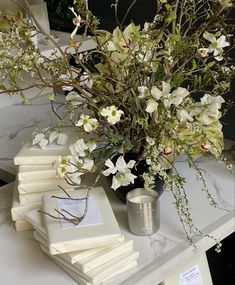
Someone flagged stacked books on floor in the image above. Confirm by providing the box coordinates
[25,187,139,284]
[11,133,74,231]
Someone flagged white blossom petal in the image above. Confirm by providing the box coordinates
[146,99,158,113]
[151,86,162,100]
[32,133,45,145]
[57,133,68,145]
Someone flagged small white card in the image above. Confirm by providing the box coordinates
[57,197,103,229]
[180,265,203,285]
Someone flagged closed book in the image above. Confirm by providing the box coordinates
[42,187,123,254]
[24,208,46,236]
[34,231,133,272]
[19,190,61,204]
[11,183,40,221]
[45,249,137,285]
[40,244,138,284]
[15,220,34,232]
[26,209,117,265]
[18,165,58,181]
[34,231,112,265]
[14,130,77,165]
[17,178,73,194]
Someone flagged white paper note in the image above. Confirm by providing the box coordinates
[180,264,203,285]
[57,197,103,229]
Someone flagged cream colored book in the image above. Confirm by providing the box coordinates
[34,231,113,265]
[46,251,137,285]
[17,178,73,194]
[15,220,34,232]
[26,209,112,264]
[18,165,58,181]
[42,187,123,255]
[19,190,62,204]
[11,184,40,221]
[34,230,133,272]
[24,208,46,235]
[40,244,138,284]
[14,130,77,165]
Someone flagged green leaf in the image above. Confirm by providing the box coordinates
[171,75,184,88]
[100,147,116,159]
[153,68,166,81]
[206,61,216,68]
[192,59,197,70]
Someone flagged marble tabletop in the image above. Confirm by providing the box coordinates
[0,155,234,285]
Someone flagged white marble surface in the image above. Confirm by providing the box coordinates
[0,59,234,284]
[0,156,234,285]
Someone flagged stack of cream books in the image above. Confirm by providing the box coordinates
[25,187,139,284]
[11,133,74,231]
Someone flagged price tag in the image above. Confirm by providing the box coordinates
[180,264,203,285]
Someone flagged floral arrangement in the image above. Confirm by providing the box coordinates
[0,0,234,248]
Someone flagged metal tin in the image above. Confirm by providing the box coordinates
[126,188,160,236]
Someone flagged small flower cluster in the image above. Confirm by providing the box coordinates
[32,129,68,150]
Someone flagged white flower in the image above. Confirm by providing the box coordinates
[32,133,45,145]
[197,48,209,57]
[111,171,137,190]
[145,99,159,113]
[67,172,83,185]
[57,133,68,145]
[57,165,68,177]
[200,93,224,109]
[152,81,171,101]
[49,132,68,145]
[38,138,48,149]
[70,139,88,157]
[102,159,117,176]
[192,94,225,125]
[86,139,97,152]
[101,105,124,125]
[103,156,136,190]
[75,114,98,132]
[69,7,82,39]
[138,86,149,98]
[82,159,94,171]
[170,87,190,106]
[149,81,171,107]
[150,86,163,100]
[32,133,48,150]
[49,131,58,144]
[177,109,194,122]
[103,156,136,176]
[203,32,230,61]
